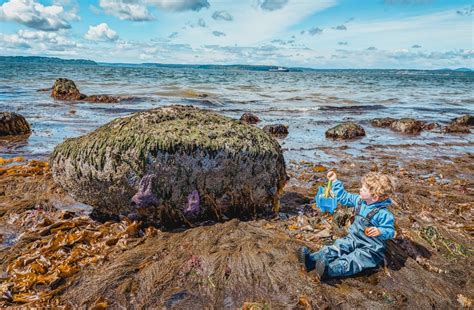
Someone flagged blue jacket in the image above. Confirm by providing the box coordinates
[332,180,395,241]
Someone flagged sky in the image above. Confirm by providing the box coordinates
[0,0,473,69]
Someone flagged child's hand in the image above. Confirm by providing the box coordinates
[365,227,381,237]
[327,171,337,181]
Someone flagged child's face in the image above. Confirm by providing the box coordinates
[360,184,377,202]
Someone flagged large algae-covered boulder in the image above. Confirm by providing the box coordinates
[0,112,31,136]
[50,105,286,227]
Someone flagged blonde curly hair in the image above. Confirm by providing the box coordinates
[361,172,396,200]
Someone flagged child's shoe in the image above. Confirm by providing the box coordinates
[310,259,327,281]
[297,246,315,271]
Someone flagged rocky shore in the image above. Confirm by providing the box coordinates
[0,148,472,308]
[0,78,472,308]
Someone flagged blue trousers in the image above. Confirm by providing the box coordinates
[309,236,383,278]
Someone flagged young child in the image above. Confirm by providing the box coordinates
[298,171,396,280]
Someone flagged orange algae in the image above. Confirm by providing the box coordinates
[0,207,155,306]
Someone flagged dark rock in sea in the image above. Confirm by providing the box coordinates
[422,123,440,131]
[325,122,365,140]
[370,117,396,128]
[240,112,260,124]
[84,94,120,103]
[450,114,473,127]
[390,118,424,134]
[50,105,286,227]
[0,112,31,136]
[51,78,87,101]
[263,124,289,137]
[442,124,471,134]
[51,78,126,103]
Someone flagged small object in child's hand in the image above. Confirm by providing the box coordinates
[324,180,334,198]
[365,227,371,236]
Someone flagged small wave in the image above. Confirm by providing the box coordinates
[260,107,321,113]
[319,105,386,111]
[183,98,225,106]
[380,98,398,103]
[155,88,211,99]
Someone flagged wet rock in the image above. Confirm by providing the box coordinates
[50,105,286,227]
[325,122,365,140]
[240,112,260,124]
[0,112,31,136]
[390,118,424,134]
[422,122,440,131]
[450,114,473,127]
[51,78,86,101]
[263,124,289,137]
[84,95,120,103]
[370,117,396,128]
[442,124,471,134]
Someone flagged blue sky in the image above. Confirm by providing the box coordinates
[0,0,472,68]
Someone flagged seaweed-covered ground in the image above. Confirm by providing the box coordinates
[0,149,473,308]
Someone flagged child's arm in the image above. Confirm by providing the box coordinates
[326,171,360,208]
[331,180,361,208]
[373,210,395,240]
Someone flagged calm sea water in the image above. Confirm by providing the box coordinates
[0,62,473,162]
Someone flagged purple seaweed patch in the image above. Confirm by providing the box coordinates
[184,190,200,217]
[131,175,159,208]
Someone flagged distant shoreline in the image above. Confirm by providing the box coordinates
[0,55,472,72]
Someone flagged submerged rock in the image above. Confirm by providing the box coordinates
[0,112,31,136]
[51,78,86,101]
[240,112,260,124]
[422,122,440,131]
[325,122,365,140]
[84,94,120,103]
[263,124,289,137]
[443,124,471,134]
[450,114,473,127]
[370,117,396,128]
[50,105,286,227]
[390,118,424,134]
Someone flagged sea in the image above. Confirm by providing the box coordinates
[1,61,473,163]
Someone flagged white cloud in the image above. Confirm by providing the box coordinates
[0,33,31,49]
[85,23,119,41]
[212,31,226,37]
[333,24,347,30]
[308,27,323,35]
[148,0,209,12]
[0,0,77,31]
[170,0,336,46]
[99,0,154,21]
[257,0,289,11]
[212,10,233,21]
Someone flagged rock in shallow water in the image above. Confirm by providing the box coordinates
[370,117,396,128]
[50,105,287,227]
[51,78,86,101]
[263,124,289,137]
[325,122,365,140]
[0,112,31,136]
[51,78,121,103]
[451,114,473,127]
[390,118,425,134]
[240,112,260,124]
